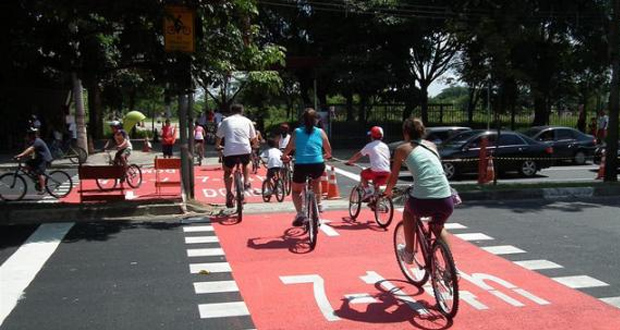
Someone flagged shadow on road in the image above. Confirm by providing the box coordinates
[456,196,620,214]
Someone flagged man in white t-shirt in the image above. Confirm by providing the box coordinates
[278,123,291,150]
[215,104,257,208]
[346,126,391,201]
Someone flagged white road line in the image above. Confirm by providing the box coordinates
[454,233,494,241]
[0,223,74,326]
[345,293,379,304]
[198,301,250,318]
[514,259,563,270]
[331,166,360,181]
[189,262,232,274]
[552,275,609,289]
[444,223,467,230]
[600,297,620,309]
[185,236,219,244]
[194,281,239,294]
[183,225,214,233]
[187,248,224,257]
[481,245,526,255]
[319,219,340,237]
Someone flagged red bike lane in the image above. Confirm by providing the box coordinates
[211,209,620,330]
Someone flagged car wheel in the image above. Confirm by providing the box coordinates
[573,151,587,165]
[519,160,538,177]
[442,162,457,180]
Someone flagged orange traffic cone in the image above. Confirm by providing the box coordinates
[142,137,152,152]
[320,171,329,195]
[596,152,606,180]
[486,157,495,182]
[326,166,341,199]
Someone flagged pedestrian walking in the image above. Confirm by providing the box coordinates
[576,104,586,133]
[161,119,176,158]
[597,109,609,144]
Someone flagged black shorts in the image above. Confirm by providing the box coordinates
[293,163,325,184]
[405,196,454,228]
[26,158,47,175]
[162,144,173,156]
[223,154,250,169]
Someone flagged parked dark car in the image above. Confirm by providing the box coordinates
[439,130,554,179]
[387,126,472,155]
[523,126,597,165]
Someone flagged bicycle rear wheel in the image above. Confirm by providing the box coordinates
[235,172,244,223]
[261,179,272,202]
[374,195,394,228]
[96,178,118,190]
[274,179,285,202]
[348,185,362,220]
[126,164,142,188]
[431,239,459,319]
[68,146,87,164]
[393,221,429,286]
[307,193,319,250]
[0,173,27,201]
[45,170,72,198]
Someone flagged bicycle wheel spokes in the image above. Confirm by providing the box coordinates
[393,222,429,286]
[275,179,285,202]
[307,194,319,250]
[45,170,72,198]
[126,164,142,188]
[261,179,272,202]
[374,196,394,228]
[235,172,243,223]
[96,178,118,191]
[348,186,362,220]
[431,240,459,318]
[0,173,27,201]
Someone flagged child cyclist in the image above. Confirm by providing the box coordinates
[260,138,284,194]
[346,126,391,201]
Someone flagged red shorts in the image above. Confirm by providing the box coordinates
[360,169,390,186]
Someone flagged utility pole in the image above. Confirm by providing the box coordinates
[605,0,620,181]
[72,72,88,154]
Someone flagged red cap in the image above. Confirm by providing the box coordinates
[368,126,384,139]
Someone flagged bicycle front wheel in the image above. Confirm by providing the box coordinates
[126,164,142,188]
[374,195,394,228]
[431,239,459,319]
[394,221,429,286]
[0,173,27,201]
[348,185,362,220]
[68,146,87,164]
[45,170,72,198]
[235,172,244,223]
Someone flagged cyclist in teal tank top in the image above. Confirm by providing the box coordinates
[282,108,333,226]
[384,118,455,264]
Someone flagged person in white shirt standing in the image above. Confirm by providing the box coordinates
[215,104,257,208]
[346,126,391,201]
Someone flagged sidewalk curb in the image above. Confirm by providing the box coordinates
[457,185,620,202]
[0,199,185,225]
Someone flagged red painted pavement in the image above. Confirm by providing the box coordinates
[210,210,620,330]
[61,165,291,204]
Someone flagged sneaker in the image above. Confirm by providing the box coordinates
[263,188,272,196]
[318,203,325,213]
[397,244,414,264]
[37,189,45,195]
[244,183,252,191]
[292,213,306,227]
[361,190,373,202]
[226,193,234,208]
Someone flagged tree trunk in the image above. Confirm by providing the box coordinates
[72,72,88,154]
[467,87,477,125]
[532,92,548,126]
[345,91,354,121]
[87,81,103,139]
[420,83,429,124]
[605,0,619,181]
[359,94,368,123]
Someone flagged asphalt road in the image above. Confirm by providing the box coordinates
[2,197,619,329]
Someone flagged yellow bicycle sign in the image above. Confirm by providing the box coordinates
[164,5,195,53]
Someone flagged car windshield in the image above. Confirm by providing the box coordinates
[441,131,479,149]
[523,128,543,137]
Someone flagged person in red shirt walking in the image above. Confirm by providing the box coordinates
[161,119,176,159]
